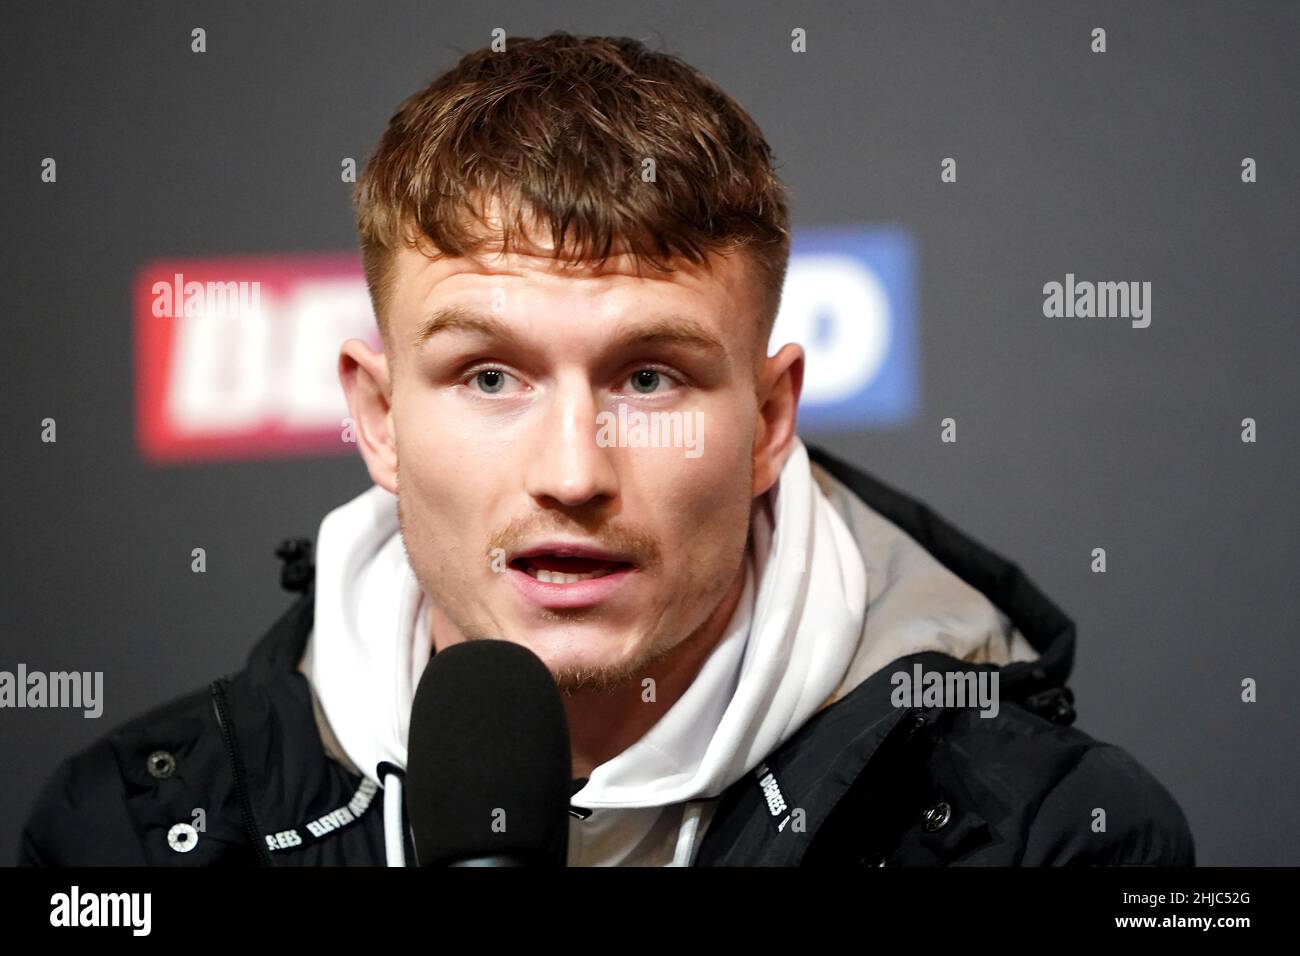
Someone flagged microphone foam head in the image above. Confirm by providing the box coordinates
[406,639,571,866]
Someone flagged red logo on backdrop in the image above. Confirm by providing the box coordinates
[134,254,380,464]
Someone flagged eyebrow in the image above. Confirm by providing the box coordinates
[412,305,728,358]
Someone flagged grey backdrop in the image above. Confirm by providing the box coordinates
[3,0,1297,866]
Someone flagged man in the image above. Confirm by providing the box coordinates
[19,33,1193,867]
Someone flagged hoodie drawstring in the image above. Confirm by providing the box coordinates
[381,766,407,867]
[671,801,706,867]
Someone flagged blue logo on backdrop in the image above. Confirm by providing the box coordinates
[771,226,918,429]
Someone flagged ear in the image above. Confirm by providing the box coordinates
[339,337,397,493]
[752,342,803,498]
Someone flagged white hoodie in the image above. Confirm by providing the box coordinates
[300,438,1038,866]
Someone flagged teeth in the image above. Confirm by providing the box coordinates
[530,567,616,584]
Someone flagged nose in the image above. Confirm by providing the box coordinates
[523,376,619,509]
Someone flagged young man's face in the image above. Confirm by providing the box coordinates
[342,230,801,693]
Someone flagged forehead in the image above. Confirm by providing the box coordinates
[385,242,761,351]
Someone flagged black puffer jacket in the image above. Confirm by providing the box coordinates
[17,446,1195,866]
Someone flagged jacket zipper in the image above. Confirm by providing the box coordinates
[210,679,274,866]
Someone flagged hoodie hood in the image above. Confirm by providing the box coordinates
[301,437,1038,866]
[567,436,873,812]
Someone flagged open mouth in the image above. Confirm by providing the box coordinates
[509,554,635,584]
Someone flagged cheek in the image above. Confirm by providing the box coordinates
[391,392,497,508]
[654,446,755,575]
[396,443,462,532]
[397,481,493,629]
[391,411,498,582]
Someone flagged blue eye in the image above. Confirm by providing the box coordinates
[474,369,507,393]
[630,369,662,394]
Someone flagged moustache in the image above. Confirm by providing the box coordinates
[485,517,662,570]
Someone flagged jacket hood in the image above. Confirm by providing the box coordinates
[300,438,1043,865]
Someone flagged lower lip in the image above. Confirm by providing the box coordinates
[508,565,637,609]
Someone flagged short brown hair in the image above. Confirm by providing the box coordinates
[354,32,790,345]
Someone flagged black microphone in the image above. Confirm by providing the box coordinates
[405,639,571,866]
